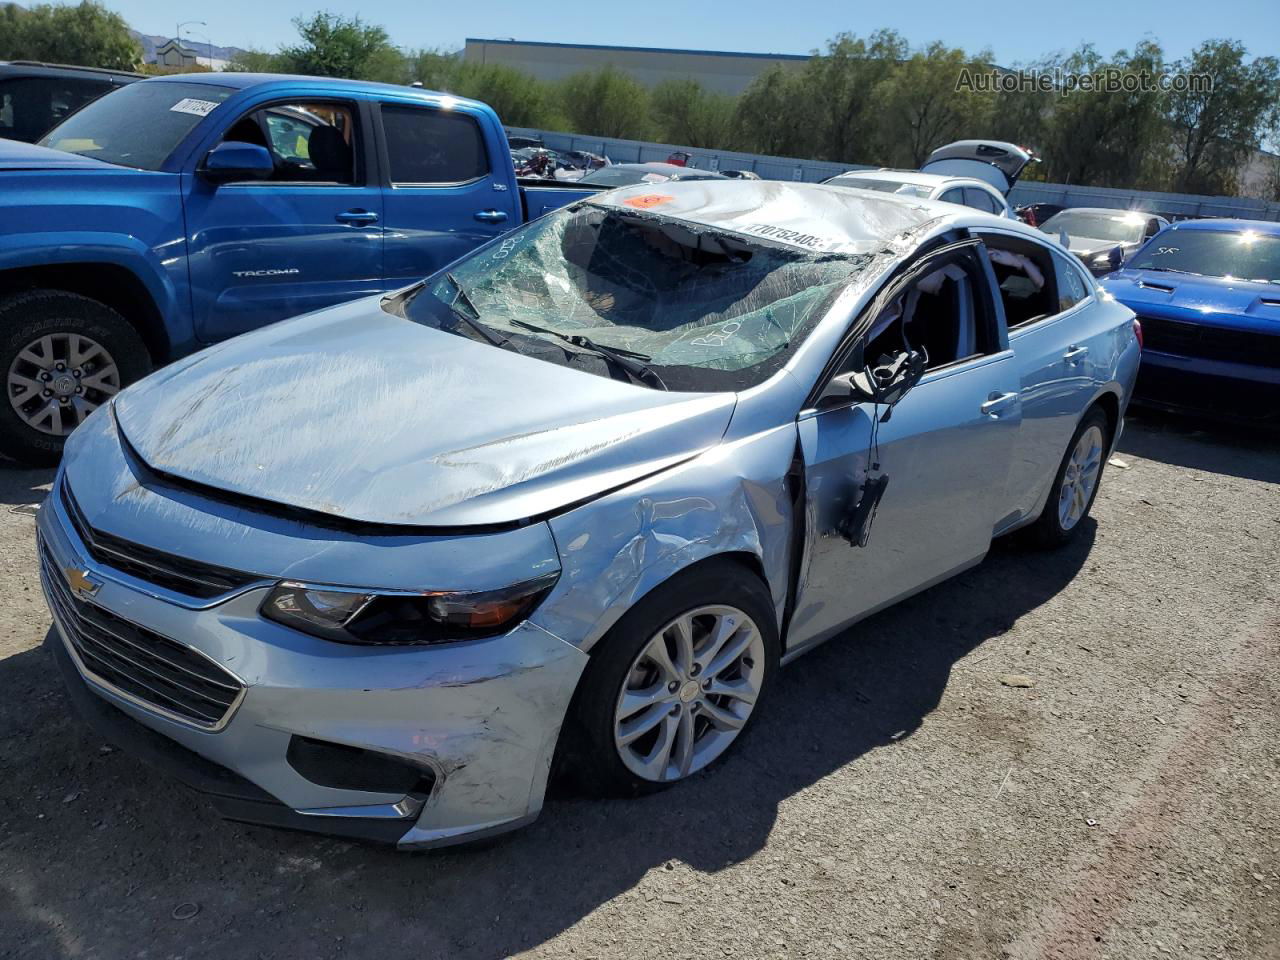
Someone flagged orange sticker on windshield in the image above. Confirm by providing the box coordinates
[623,193,674,209]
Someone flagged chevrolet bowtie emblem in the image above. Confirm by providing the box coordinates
[63,566,102,598]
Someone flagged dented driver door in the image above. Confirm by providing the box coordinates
[787,355,1021,651]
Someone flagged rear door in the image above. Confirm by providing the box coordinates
[376,100,521,287]
[788,243,1022,648]
[183,97,384,342]
[978,230,1100,526]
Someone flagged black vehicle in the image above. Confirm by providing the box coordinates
[0,61,141,143]
[507,134,544,151]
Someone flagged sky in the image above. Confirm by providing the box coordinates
[111,0,1278,64]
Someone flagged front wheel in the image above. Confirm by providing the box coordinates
[562,561,780,796]
[1026,407,1110,548]
[0,291,152,465]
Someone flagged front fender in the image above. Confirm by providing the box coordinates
[0,231,181,321]
[534,422,799,653]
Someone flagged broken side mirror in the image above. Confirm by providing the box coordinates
[867,348,926,417]
[817,369,878,407]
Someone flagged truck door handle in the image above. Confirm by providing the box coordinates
[336,209,378,225]
[1063,345,1089,363]
[980,392,1018,418]
[474,209,509,223]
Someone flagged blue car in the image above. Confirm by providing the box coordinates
[1100,219,1280,420]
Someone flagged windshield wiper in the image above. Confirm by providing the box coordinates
[444,273,511,350]
[507,318,668,390]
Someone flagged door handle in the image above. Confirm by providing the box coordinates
[474,209,509,223]
[336,209,378,225]
[980,391,1018,418]
[1063,344,1089,363]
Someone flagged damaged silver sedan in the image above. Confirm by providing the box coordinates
[39,180,1139,848]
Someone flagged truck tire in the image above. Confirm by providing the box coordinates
[0,290,152,466]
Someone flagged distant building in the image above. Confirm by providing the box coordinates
[463,38,809,95]
[151,38,199,69]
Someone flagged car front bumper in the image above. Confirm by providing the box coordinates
[1136,350,1280,421]
[37,486,589,849]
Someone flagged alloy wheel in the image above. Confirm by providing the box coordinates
[1058,424,1104,531]
[6,333,121,437]
[613,604,765,783]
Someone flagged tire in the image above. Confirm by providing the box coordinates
[1025,407,1110,549]
[560,559,781,797]
[0,290,152,466]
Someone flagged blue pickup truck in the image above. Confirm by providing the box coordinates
[0,73,596,464]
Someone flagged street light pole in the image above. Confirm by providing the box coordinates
[176,20,207,68]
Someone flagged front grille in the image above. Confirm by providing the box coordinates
[1138,316,1280,368]
[39,536,244,728]
[60,481,259,599]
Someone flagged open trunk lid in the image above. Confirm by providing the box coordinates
[920,140,1036,196]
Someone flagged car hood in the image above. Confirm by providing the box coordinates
[1100,270,1280,331]
[0,137,117,170]
[113,298,738,528]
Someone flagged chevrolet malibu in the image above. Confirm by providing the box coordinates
[40,180,1139,849]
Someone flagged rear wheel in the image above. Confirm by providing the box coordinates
[1026,407,1110,548]
[0,291,151,465]
[562,560,780,796]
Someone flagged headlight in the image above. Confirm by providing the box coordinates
[261,574,559,645]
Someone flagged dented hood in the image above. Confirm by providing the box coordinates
[113,299,737,528]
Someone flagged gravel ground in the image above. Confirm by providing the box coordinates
[0,409,1276,960]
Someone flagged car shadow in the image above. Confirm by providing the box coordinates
[0,460,55,509]
[0,522,1095,958]
[1119,407,1280,485]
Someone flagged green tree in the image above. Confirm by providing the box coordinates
[733,64,812,157]
[872,42,995,168]
[804,30,909,163]
[0,1,139,70]
[650,77,737,148]
[441,62,562,129]
[1035,41,1172,189]
[224,49,287,73]
[278,13,405,82]
[1166,39,1280,194]
[557,67,651,140]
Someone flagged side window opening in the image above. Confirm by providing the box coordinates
[979,234,1059,329]
[381,104,489,185]
[862,252,995,372]
[221,101,357,185]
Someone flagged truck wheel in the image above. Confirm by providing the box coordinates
[0,291,151,466]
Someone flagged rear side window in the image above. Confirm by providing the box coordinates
[1052,250,1090,311]
[381,105,489,185]
[964,187,1002,215]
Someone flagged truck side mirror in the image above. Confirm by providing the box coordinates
[200,141,274,184]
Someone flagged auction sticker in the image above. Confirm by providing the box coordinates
[170,98,221,118]
[623,194,675,210]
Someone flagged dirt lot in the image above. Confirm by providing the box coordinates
[0,410,1277,960]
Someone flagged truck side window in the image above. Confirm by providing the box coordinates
[223,102,357,185]
[381,105,489,185]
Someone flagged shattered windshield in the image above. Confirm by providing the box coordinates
[398,203,869,391]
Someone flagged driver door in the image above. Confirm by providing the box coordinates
[182,98,384,343]
[787,243,1022,650]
